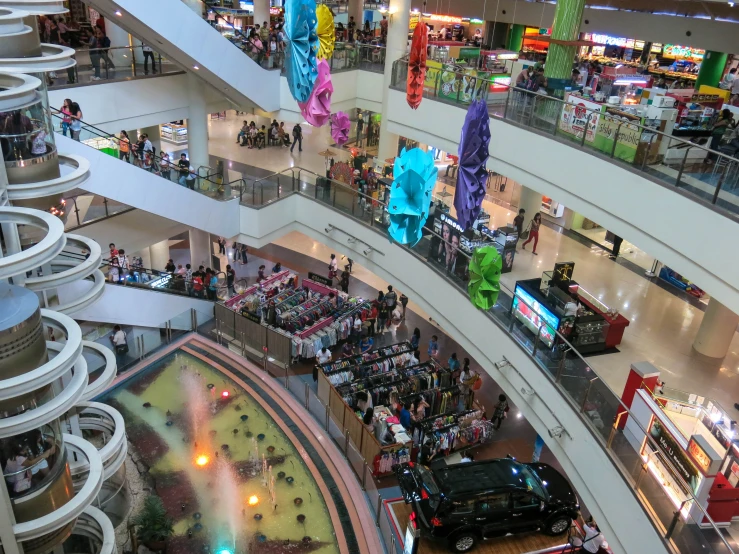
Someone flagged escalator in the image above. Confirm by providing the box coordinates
[84,0,281,111]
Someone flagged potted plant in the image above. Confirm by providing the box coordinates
[130,496,174,552]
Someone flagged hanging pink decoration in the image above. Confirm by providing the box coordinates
[298,59,333,127]
[331,111,351,145]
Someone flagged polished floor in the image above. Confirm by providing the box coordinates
[192,112,739,417]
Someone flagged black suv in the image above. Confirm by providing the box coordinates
[396,458,579,553]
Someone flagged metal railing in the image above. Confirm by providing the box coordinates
[390,58,739,221]
[49,45,181,89]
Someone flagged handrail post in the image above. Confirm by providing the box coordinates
[665,500,689,539]
[503,87,511,119]
[72,197,81,226]
[528,95,538,126]
[532,325,543,356]
[581,378,597,412]
[375,494,383,526]
[103,197,109,216]
[344,429,350,457]
[304,382,309,408]
[610,122,625,158]
[325,403,330,431]
[675,148,690,188]
[580,114,591,147]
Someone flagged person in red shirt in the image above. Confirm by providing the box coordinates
[108,243,118,259]
[192,273,204,298]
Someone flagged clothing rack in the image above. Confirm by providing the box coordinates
[273,289,307,310]
[320,341,414,375]
[225,270,294,308]
[336,362,437,396]
[298,316,334,339]
[335,300,371,323]
[303,278,341,298]
[398,382,458,405]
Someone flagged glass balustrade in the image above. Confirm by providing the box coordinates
[390,58,739,220]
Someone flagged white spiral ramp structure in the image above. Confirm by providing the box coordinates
[0,4,125,554]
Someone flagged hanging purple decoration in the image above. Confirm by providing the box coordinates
[331,111,351,145]
[453,99,490,231]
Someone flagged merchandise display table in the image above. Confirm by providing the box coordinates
[570,285,630,348]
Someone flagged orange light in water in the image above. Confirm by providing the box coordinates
[248,495,259,506]
[195,455,210,467]
[222,391,230,398]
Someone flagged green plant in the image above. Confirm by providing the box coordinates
[131,496,174,543]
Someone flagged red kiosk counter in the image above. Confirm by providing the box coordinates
[568,284,630,348]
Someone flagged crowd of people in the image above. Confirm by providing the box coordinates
[236,119,300,150]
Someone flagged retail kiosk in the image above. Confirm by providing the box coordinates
[512,262,630,354]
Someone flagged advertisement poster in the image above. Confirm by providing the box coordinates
[559,97,601,143]
[512,285,560,347]
[429,213,470,280]
[647,418,700,493]
[594,107,642,163]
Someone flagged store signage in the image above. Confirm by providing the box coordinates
[424,14,463,24]
[409,12,421,30]
[269,7,282,15]
[648,418,700,493]
[663,44,705,60]
[687,438,712,475]
[588,33,634,48]
[470,19,484,24]
[634,40,645,50]
[307,272,333,287]
[594,107,642,163]
[240,310,261,324]
[553,262,575,283]
[439,213,464,233]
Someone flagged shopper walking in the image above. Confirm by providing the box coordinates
[185,264,193,296]
[60,99,73,137]
[240,243,249,265]
[377,302,389,335]
[448,353,461,383]
[218,237,226,255]
[142,43,157,75]
[384,285,397,310]
[427,335,439,359]
[339,269,350,293]
[513,208,525,238]
[291,122,303,153]
[399,293,408,319]
[491,394,509,430]
[69,102,83,141]
[177,154,190,186]
[328,253,338,279]
[410,327,421,351]
[521,212,541,255]
[257,265,266,282]
[159,152,171,180]
[226,264,236,295]
[207,268,218,300]
[88,28,104,80]
[356,112,364,147]
[118,130,131,162]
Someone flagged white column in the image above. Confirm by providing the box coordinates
[253,0,270,30]
[149,239,170,272]
[378,0,411,162]
[104,19,129,67]
[189,228,212,270]
[516,184,542,227]
[186,73,210,170]
[693,299,739,358]
[138,246,152,269]
[349,0,364,30]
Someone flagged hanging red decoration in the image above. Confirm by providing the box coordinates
[406,23,428,110]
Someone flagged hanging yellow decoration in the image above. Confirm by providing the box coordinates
[315,4,335,60]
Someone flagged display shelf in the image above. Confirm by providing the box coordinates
[160,123,188,145]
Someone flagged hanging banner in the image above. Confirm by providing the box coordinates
[559,97,601,143]
[594,107,642,163]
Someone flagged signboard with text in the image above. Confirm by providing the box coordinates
[593,107,642,163]
[559,97,601,143]
[647,417,700,493]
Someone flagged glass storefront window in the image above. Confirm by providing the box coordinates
[1,421,64,500]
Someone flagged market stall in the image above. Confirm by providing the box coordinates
[512,261,630,354]
[160,122,188,145]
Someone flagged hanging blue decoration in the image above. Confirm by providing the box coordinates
[453,99,491,230]
[285,0,319,103]
[387,147,438,246]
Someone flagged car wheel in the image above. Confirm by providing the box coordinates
[545,515,571,535]
[449,532,477,553]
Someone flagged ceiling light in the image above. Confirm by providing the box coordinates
[193,65,200,70]
[115,10,122,16]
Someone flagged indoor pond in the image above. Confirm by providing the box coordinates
[101,349,341,554]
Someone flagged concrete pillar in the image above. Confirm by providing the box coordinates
[515,185,542,228]
[696,51,729,89]
[543,0,586,98]
[189,228,212,270]
[149,239,170,272]
[186,73,210,170]
[182,0,204,17]
[103,19,130,68]
[253,0,270,30]
[507,24,525,53]
[138,247,152,269]
[378,0,411,162]
[693,299,739,358]
[349,0,364,30]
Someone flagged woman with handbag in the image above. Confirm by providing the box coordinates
[521,213,541,255]
[109,325,128,357]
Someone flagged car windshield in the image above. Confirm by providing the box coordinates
[418,465,441,508]
[520,465,549,501]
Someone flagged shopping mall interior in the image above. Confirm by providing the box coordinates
[4,0,739,553]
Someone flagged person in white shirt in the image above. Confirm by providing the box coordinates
[356,390,373,413]
[109,325,127,355]
[117,249,129,272]
[316,347,332,364]
[328,253,338,279]
[460,452,474,463]
[579,519,608,553]
[409,350,420,365]
[720,68,737,90]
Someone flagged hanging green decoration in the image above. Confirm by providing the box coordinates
[467,246,502,310]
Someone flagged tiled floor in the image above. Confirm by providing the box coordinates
[186,112,739,419]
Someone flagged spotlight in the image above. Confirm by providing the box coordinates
[363,247,373,256]
[494,358,510,370]
[325,225,334,233]
[115,10,122,16]
[195,455,209,467]
[248,495,259,506]
[222,391,230,398]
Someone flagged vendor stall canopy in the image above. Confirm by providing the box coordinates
[524,0,739,22]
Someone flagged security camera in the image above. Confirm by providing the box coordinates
[324,226,333,233]
[494,358,510,370]
[363,247,373,256]
[520,387,535,396]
